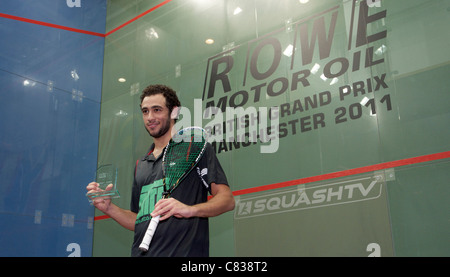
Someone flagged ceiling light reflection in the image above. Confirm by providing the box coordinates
[145,28,159,39]
[71,69,79,81]
[311,63,320,74]
[283,44,294,57]
[330,77,338,85]
[115,110,128,117]
[23,80,36,87]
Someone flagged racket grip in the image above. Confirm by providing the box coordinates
[138,215,160,252]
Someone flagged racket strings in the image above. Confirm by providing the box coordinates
[163,132,206,194]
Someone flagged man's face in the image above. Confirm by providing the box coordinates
[140,94,172,138]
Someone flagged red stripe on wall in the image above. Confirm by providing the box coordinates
[95,151,450,221]
[0,13,105,37]
[232,151,450,196]
[94,215,111,221]
[0,0,173,37]
[104,0,173,37]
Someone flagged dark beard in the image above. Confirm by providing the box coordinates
[146,119,171,138]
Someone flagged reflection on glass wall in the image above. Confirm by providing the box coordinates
[96,0,450,257]
[1,0,448,257]
[0,1,106,256]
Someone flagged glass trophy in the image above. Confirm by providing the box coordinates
[86,164,120,202]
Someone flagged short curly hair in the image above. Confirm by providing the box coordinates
[140,84,181,114]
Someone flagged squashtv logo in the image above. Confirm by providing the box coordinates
[235,175,383,219]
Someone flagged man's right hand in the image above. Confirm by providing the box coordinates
[86,182,113,213]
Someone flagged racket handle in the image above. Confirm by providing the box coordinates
[138,215,160,252]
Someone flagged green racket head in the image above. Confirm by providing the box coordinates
[162,127,207,193]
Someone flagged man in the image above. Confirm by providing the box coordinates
[87,84,235,257]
